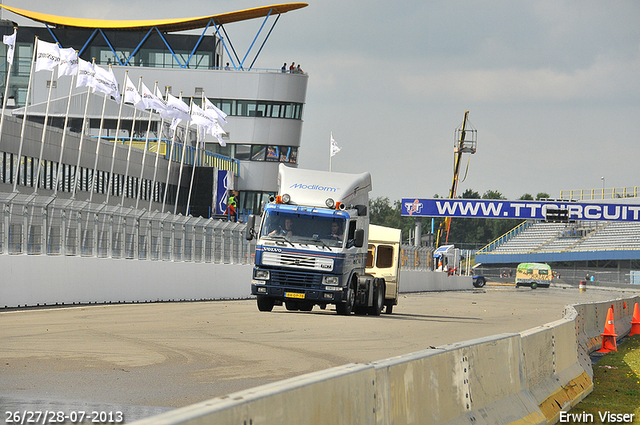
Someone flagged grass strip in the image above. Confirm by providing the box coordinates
[567,335,640,423]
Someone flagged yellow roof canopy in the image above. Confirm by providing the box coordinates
[0,3,308,32]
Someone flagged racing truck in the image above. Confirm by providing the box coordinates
[246,164,400,315]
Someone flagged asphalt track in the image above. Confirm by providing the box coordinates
[0,285,632,423]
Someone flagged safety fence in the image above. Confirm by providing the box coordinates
[0,193,256,265]
[400,245,434,271]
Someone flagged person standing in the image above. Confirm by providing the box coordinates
[281,62,287,72]
[227,190,238,221]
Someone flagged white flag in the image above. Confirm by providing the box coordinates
[166,93,191,122]
[124,75,144,110]
[58,47,78,77]
[92,65,120,103]
[215,133,227,147]
[190,102,216,131]
[330,133,341,157]
[208,120,227,147]
[35,39,61,72]
[76,58,95,88]
[3,29,16,65]
[204,97,227,126]
[139,82,166,111]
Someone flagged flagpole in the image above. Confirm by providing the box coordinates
[33,64,57,193]
[71,59,94,200]
[135,76,152,210]
[13,36,38,192]
[0,27,16,143]
[329,132,332,172]
[185,93,206,217]
[89,89,109,203]
[173,94,192,215]
[136,104,154,210]
[147,81,164,212]
[120,74,142,208]
[105,68,126,205]
[185,123,200,217]
[53,54,78,197]
[161,87,175,214]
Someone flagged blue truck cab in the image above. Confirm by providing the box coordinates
[247,164,388,315]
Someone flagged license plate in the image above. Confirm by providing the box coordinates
[285,292,305,299]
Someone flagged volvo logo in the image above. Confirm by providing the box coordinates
[263,246,282,253]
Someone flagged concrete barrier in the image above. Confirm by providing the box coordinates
[0,255,252,308]
[372,334,545,425]
[129,294,640,425]
[0,254,471,308]
[399,270,472,293]
[129,363,376,425]
[520,313,592,424]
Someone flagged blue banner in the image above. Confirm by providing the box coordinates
[401,198,640,222]
[215,170,230,215]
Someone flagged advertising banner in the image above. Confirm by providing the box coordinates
[215,170,230,215]
[401,198,640,222]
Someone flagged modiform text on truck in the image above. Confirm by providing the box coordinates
[246,164,400,315]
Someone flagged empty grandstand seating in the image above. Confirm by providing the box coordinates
[481,221,640,254]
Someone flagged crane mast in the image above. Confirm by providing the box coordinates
[436,111,477,247]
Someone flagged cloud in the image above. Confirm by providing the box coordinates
[397,54,640,103]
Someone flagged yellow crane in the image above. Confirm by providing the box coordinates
[436,111,477,247]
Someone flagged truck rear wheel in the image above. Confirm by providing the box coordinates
[257,296,275,312]
[369,279,385,316]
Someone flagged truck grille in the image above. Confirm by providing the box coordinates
[262,251,333,271]
[270,270,323,288]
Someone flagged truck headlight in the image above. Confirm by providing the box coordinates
[323,276,339,285]
[254,269,270,280]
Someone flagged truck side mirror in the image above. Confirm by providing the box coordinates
[354,229,365,247]
[246,215,256,240]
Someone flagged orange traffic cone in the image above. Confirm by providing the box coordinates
[597,307,618,353]
[630,303,640,337]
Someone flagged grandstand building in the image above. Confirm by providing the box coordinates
[475,191,640,285]
[0,3,308,216]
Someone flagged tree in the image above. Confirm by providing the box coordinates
[536,192,550,200]
[368,197,415,242]
[518,193,534,200]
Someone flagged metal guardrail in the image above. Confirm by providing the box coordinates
[400,245,434,271]
[476,220,532,254]
[0,194,256,264]
[560,186,639,200]
[0,194,447,272]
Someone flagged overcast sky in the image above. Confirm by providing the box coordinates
[3,0,640,202]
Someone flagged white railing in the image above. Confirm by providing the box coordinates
[0,193,256,265]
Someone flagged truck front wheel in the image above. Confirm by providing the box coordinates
[257,296,275,312]
[336,284,355,316]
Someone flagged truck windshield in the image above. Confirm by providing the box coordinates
[260,212,346,248]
